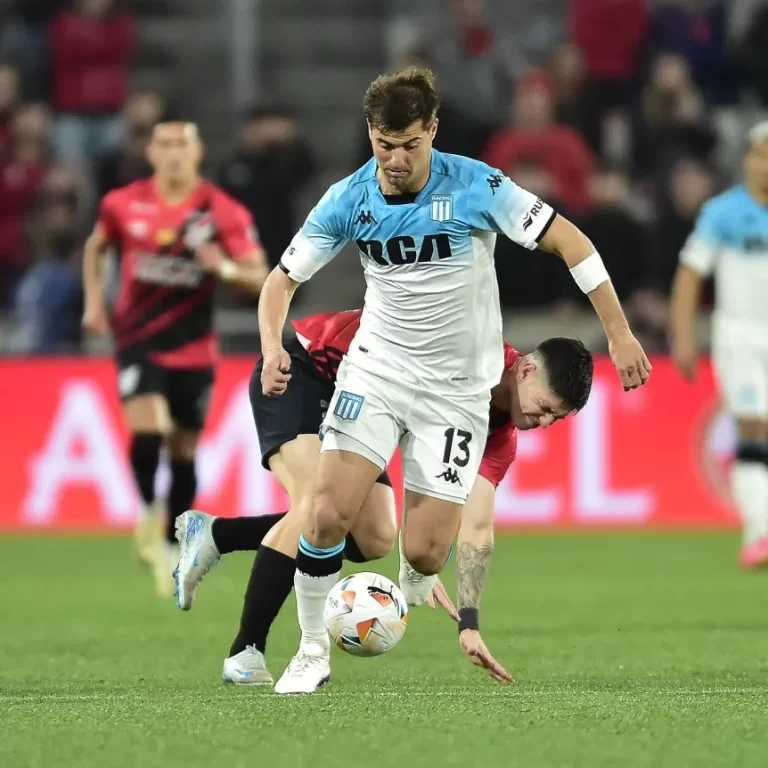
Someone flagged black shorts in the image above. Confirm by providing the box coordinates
[249,336,391,487]
[115,351,215,432]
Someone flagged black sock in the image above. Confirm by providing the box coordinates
[129,433,163,505]
[295,535,344,577]
[229,545,297,656]
[211,512,288,555]
[167,459,197,542]
[344,533,371,563]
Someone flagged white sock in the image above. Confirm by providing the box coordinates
[294,570,339,654]
[731,461,768,546]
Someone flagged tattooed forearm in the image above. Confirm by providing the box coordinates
[456,541,493,610]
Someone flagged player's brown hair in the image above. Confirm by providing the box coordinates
[363,66,440,132]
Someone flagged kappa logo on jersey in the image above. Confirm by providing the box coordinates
[522,198,545,231]
[356,234,453,266]
[486,174,503,195]
[430,195,453,222]
[356,210,376,226]
[334,391,364,420]
[436,467,462,485]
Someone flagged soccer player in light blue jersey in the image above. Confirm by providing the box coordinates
[256,66,650,693]
[671,121,768,569]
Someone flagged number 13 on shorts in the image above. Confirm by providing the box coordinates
[442,427,472,467]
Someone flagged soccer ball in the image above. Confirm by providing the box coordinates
[323,572,409,657]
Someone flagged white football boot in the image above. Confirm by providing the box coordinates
[173,510,221,610]
[222,646,274,686]
[273,643,331,695]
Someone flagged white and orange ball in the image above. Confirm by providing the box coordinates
[323,572,409,657]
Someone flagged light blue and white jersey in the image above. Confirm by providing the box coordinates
[680,184,768,346]
[280,149,555,394]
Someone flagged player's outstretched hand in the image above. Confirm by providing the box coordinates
[608,330,651,391]
[426,578,459,621]
[262,347,292,396]
[82,303,109,336]
[459,629,514,684]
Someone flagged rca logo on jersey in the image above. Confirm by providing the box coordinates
[522,198,544,231]
[356,234,453,266]
[430,195,453,222]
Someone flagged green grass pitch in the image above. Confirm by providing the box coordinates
[1,533,768,768]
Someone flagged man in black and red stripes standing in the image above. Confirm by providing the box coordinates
[82,117,267,597]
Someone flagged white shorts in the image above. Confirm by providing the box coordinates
[712,343,768,418]
[321,359,489,503]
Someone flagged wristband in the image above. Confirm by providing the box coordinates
[458,607,479,633]
[569,252,609,294]
[219,259,237,282]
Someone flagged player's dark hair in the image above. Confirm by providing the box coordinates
[535,337,594,413]
[155,104,187,126]
[363,66,440,132]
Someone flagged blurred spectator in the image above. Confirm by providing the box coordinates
[733,2,768,106]
[11,181,83,353]
[494,159,567,308]
[567,164,647,304]
[569,0,650,151]
[631,53,718,181]
[628,156,715,351]
[548,42,592,140]
[410,0,511,159]
[0,1,69,99]
[0,103,51,306]
[647,156,716,296]
[219,105,315,270]
[95,92,163,198]
[49,0,136,164]
[0,63,20,151]
[484,71,593,213]
[651,0,729,103]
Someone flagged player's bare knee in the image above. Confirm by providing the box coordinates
[409,553,443,576]
[359,532,395,561]
[402,544,444,576]
[311,493,353,544]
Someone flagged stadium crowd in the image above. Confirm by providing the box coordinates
[0,0,765,354]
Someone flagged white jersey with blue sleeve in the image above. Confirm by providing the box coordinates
[280,150,555,395]
[680,185,768,346]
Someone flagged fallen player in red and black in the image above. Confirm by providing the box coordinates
[172,309,593,684]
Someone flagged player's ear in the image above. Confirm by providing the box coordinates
[430,118,439,141]
[517,359,537,381]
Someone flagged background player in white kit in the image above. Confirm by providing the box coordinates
[671,121,768,569]
[258,67,650,694]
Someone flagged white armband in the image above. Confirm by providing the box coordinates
[569,252,610,294]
